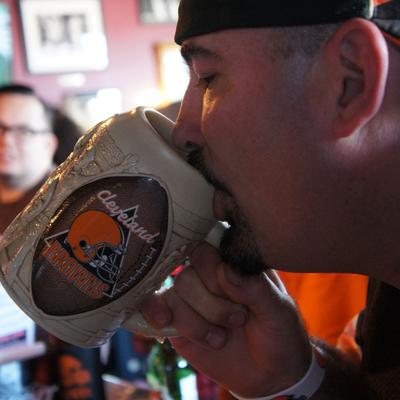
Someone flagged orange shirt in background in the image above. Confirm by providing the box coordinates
[278,272,368,345]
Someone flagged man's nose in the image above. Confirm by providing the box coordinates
[172,89,205,153]
[172,118,204,155]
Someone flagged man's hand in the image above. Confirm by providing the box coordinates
[140,242,312,398]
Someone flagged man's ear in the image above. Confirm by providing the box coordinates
[324,18,389,137]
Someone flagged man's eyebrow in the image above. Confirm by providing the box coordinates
[180,44,220,66]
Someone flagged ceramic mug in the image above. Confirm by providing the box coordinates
[0,107,224,347]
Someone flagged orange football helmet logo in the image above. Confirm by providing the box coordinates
[66,210,125,284]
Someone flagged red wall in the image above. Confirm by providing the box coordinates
[4,0,177,109]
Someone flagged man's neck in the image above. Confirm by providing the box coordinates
[0,185,28,204]
[0,169,52,205]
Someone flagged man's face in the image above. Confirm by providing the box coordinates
[173,28,348,275]
[0,93,57,189]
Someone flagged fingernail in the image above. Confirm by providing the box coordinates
[225,265,243,286]
[228,310,247,327]
[206,331,226,349]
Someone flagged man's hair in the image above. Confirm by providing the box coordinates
[0,83,54,126]
[268,23,339,59]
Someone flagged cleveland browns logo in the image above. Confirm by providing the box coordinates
[41,209,132,300]
[66,210,126,284]
[34,177,167,310]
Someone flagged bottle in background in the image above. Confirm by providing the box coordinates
[146,339,198,400]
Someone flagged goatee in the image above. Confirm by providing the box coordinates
[187,148,266,276]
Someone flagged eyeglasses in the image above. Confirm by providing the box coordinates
[0,121,50,137]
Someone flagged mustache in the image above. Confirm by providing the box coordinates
[186,148,230,194]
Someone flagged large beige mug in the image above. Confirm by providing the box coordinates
[0,107,224,347]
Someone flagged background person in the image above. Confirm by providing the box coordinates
[0,84,57,233]
[0,83,58,397]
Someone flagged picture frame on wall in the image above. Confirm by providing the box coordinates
[0,2,13,85]
[19,0,109,74]
[139,0,179,24]
[155,42,188,104]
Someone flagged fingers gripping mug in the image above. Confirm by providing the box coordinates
[0,107,224,347]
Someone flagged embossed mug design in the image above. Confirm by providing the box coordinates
[0,107,224,347]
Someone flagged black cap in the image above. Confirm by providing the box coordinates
[175,0,400,45]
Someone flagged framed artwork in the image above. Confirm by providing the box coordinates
[0,2,12,85]
[155,42,188,104]
[139,0,179,24]
[63,88,123,130]
[19,0,108,74]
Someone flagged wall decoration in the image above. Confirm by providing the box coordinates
[139,0,179,24]
[0,2,12,85]
[155,42,188,104]
[19,0,108,74]
[63,88,123,130]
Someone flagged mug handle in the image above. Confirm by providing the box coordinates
[122,222,226,337]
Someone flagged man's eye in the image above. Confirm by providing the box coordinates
[196,75,216,89]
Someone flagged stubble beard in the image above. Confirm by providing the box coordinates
[187,148,266,276]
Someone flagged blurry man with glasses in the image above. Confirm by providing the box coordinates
[0,84,57,235]
[0,84,58,398]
